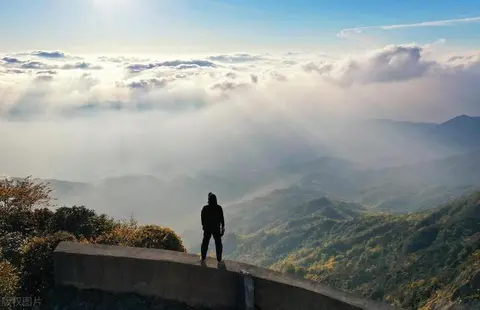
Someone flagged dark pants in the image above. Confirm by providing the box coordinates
[201,230,223,261]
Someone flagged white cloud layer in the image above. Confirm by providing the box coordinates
[0,44,479,181]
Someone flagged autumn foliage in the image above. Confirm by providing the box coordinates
[96,221,186,252]
[0,176,52,211]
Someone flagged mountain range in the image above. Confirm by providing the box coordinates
[223,192,480,310]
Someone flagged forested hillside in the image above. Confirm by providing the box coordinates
[226,192,480,309]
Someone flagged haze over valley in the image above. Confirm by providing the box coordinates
[14,114,480,239]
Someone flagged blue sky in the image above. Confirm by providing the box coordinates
[1,0,480,54]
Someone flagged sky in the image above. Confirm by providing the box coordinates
[0,0,480,181]
[1,0,480,54]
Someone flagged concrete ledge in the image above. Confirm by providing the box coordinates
[45,286,213,310]
[54,242,400,310]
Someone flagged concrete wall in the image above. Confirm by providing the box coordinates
[54,242,399,310]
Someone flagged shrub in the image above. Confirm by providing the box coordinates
[48,206,116,239]
[21,232,77,297]
[0,232,29,268]
[0,259,20,297]
[132,225,186,252]
[32,208,54,236]
[0,207,34,235]
[95,221,138,246]
[95,224,186,252]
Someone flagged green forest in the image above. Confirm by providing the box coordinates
[225,192,480,309]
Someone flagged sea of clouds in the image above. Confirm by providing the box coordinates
[1,43,479,181]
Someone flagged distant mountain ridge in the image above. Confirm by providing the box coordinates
[368,114,480,152]
[440,114,480,126]
[432,114,480,150]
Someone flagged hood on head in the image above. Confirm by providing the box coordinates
[208,192,217,205]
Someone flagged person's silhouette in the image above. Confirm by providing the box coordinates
[200,192,225,266]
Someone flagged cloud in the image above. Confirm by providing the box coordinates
[98,56,149,63]
[31,50,67,59]
[35,70,57,81]
[269,71,287,81]
[3,69,25,74]
[283,60,297,66]
[446,54,480,65]
[117,77,168,90]
[98,56,125,63]
[127,60,216,72]
[4,57,102,71]
[36,70,57,75]
[1,43,478,120]
[2,57,23,64]
[302,62,333,74]
[210,81,251,92]
[35,75,54,82]
[21,61,58,70]
[61,62,103,70]
[225,72,237,79]
[174,64,204,70]
[338,15,480,37]
[304,45,433,86]
[207,53,263,63]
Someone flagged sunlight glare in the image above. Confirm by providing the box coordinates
[91,0,134,13]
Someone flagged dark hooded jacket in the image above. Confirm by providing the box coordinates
[201,193,225,233]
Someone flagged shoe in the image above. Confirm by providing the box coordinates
[200,259,207,267]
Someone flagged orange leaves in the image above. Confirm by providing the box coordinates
[95,222,138,247]
[95,223,186,252]
[325,256,336,270]
[0,176,52,211]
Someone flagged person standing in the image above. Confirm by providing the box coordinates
[200,192,225,265]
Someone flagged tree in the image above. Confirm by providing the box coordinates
[32,208,54,236]
[0,176,53,234]
[0,177,55,266]
[21,232,77,298]
[48,206,115,239]
[0,176,52,212]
